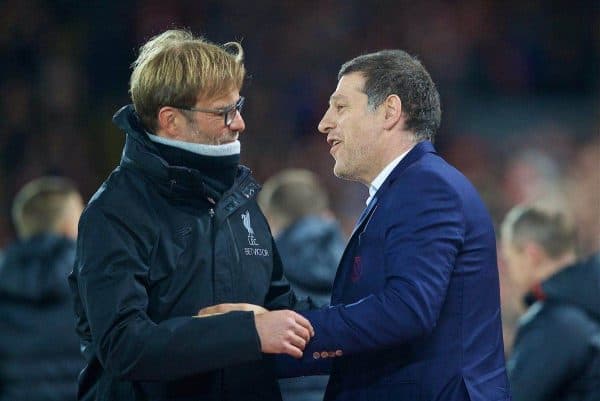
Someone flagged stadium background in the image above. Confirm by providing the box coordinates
[1,0,598,350]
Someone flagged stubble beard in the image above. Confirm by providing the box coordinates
[333,154,358,183]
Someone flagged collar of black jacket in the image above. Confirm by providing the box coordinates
[112,104,259,207]
[523,252,600,320]
[151,141,239,200]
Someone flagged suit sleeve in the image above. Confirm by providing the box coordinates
[298,171,465,359]
[74,206,262,381]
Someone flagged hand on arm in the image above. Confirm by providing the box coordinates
[197,303,269,317]
[77,208,268,380]
[255,310,314,358]
[197,304,314,358]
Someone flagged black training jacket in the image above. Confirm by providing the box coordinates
[508,252,600,401]
[69,105,302,401]
[0,234,83,401]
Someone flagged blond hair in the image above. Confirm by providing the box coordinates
[12,177,79,239]
[130,29,245,131]
[258,169,329,228]
[501,205,576,258]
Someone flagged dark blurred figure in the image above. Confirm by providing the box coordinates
[501,205,600,401]
[0,177,84,401]
[259,169,345,401]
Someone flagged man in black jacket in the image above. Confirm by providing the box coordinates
[69,29,313,401]
[501,205,600,401]
[0,176,84,401]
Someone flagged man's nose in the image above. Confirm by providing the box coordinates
[317,109,334,134]
[230,111,245,133]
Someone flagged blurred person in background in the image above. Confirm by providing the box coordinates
[567,137,600,256]
[501,205,600,401]
[259,169,345,401]
[68,29,313,401]
[269,49,510,401]
[0,176,84,401]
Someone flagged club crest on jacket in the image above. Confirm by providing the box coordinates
[241,210,259,246]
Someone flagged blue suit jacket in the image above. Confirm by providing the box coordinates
[280,142,511,401]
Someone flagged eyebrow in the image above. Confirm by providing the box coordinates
[329,94,348,104]
[212,99,239,112]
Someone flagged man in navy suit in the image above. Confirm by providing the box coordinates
[203,50,511,401]
[275,50,512,401]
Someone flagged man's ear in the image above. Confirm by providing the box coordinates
[156,107,179,138]
[523,241,547,267]
[382,94,402,130]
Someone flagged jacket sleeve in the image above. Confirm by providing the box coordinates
[508,305,598,401]
[297,171,465,360]
[74,206,262,381]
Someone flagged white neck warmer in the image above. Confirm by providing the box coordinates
[147,133,241,156]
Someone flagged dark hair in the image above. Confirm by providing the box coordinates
[338,50,441,141]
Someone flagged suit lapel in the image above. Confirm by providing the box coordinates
[350,195,378,238]
[330,141,437,302]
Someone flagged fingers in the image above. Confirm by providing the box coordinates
[292,313,315,338]
[287,331,307,350]
[197,303,233,316]
[281,311,314,342]
[197,303,269,316]
[196,305,224,316]
[246,304,269,315]
[198,305,316,358]
[284,342,304,359]
[291,319,311,343]
[254,309,317,359]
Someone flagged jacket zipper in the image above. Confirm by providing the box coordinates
[209,206,216,302]
[208,206,226,398]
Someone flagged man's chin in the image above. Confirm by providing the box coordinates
[333,165,351,181]
[334,165,364,184]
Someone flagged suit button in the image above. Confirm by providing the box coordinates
[327,351,336,358]
[313,352,320,360]
[335,350,343,357]
[320,351,328,359]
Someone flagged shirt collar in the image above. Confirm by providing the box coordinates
[366,148,412,205]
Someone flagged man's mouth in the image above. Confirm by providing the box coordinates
[221,133,239,144]
[329,139,341,155]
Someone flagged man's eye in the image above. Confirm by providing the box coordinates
[336,105,346,111]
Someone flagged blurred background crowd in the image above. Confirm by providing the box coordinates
[0,0,598,357]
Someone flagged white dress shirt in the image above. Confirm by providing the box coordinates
[366,148,412,206]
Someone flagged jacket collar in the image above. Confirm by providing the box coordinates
[112,105,259,207]
[384,141,437,188]
[352,141,437,232]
